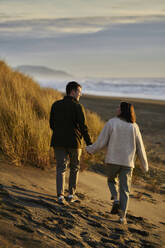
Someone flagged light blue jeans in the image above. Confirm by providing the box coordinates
[107,163,133,217]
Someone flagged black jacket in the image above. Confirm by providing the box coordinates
[49,96,92,148]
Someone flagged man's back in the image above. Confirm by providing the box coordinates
[50,96,91,148]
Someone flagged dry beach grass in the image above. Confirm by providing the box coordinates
[0,61,103,168]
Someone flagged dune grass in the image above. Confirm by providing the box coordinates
[0,61,104,169]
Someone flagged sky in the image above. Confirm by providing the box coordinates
[0,0,165,78]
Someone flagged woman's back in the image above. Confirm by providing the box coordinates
[105,117,137,167]
[86,102,148,172]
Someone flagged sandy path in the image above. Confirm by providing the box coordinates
[1,162,165,227]
[0,162,165,247]
[78,171,165,227]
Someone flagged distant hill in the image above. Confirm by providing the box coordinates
[15,65,72,79]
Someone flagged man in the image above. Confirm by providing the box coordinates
[50,81,92,204]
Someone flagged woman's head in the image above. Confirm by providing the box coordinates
[117,102,136,123]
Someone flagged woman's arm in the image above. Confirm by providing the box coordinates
[86,121,111,153]
[135,124,149,172]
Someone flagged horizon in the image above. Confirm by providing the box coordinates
[14,64,165,80]
[0,0,165,78]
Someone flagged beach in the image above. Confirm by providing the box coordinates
[0,95,165,248]
[1,0,165,245]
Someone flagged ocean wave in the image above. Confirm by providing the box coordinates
[38,77,165,100]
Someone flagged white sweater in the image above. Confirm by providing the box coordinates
[86,117,148,172]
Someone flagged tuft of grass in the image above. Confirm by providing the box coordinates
[0,236,11,248]
[0,61,104,169]
[145,181,160,193]
[86,109,104,140]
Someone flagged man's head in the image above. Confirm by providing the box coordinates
[66,81,82,101]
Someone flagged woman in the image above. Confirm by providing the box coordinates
[86,102,148,224]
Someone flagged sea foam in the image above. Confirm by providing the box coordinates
[38,77,165,101]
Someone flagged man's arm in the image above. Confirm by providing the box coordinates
[49,103,55,130]
[77,104,92,145]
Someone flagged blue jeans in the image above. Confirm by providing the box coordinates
[107,163,133,217]
[54,147,82,197]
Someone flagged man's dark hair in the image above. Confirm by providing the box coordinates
[118,102,136,123]
[66,81,81,95]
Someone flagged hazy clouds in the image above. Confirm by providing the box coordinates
[0,15,165,37]
[0,0,165,77]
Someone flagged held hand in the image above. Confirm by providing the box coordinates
[85,146,92,155]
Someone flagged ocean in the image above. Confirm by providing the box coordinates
[38,78,165,101]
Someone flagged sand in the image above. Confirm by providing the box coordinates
[0,95,165,248]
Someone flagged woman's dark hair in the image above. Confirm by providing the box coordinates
[66,81,81,95]
[118,102,136,123]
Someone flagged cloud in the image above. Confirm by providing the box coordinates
[1,20,164,54]
[0,9,164,77]
[0,14,165,40]
[0,12,24,21]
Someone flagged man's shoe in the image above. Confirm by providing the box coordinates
[67,194,80,203]
[119,217,127,224]
[58,196,67,205]
[110,201,119,215]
